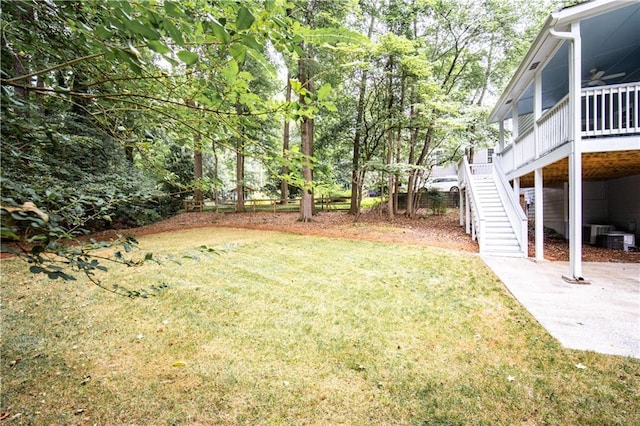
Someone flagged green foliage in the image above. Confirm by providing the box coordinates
[0,194,150,296]
[0,189,219,296]
[426,188,447,215]
[0,0,556,279]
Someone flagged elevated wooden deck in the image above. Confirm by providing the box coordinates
[499,82,640,186]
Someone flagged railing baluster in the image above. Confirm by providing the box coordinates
[628,86,632,131]
[608,88,613,134]
[580,82,639,137]
[499,83,637,172]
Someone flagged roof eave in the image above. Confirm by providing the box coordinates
[487,0,627,124]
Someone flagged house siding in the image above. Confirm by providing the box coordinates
[543,183,567,238]
[607,174,640,236]
[583,181,608,225]
[538,176,640,240]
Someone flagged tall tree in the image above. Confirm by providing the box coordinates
[349,4,378,215]
[281,74,292,203]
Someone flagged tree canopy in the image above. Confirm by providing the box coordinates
[1,0,556,283]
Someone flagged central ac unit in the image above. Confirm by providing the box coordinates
[583,224,615,244]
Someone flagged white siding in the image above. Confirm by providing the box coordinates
[473,150,490,164]
[607,175,640,235]
[539,176,639,240]
[583,181,608,224]
[543,183,568,237]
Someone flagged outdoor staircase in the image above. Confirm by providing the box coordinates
[471,177,524,256]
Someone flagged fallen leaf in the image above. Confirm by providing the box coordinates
[172,361,186,367]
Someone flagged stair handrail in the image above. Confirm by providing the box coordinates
[462,156,486,251]
[492,160,528,256]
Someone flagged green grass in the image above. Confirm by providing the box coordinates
[2,227,638,424]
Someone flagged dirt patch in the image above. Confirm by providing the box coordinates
[95,209,639,263]
[96,209,478,253]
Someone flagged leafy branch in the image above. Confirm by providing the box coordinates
[1,201,219,298]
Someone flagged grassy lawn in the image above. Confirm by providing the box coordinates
[1,227,638,424]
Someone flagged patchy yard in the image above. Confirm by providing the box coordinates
[1,222,639,424]
[99,208,639,263]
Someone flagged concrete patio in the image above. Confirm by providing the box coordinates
[482,256,640,358]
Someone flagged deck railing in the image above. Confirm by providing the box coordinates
[499,81,639,173]
[538,94,570,154]
[582,83,640,137]
[469,162,493,177]
[461,156,485,250]
[492,161,527,255]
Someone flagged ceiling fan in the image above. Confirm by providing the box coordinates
[583,68,626,86]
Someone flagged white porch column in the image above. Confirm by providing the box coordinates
[513,177,520,202]
[550,21,583,281]
[568,22,583,280]
[534,70,542,159]
[533,59,544,261]
[498,120,505,152]
[534,168,544,261]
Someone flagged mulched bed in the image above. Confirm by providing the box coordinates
[94,208,639,263]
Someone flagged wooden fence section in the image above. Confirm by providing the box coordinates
[396,191,460,209]
[182,196,352,213]
[183,192,458,213]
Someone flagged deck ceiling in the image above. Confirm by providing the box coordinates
[490,1,640,122]
[518,150,640,187]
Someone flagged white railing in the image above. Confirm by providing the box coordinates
[469,162,493,177]
[500,144,514,173]
[493,161,527,256]
[461,156,485,251]
[582,83,640,137]
[514,127,535,166]
[538,95,569,155]
[498,82,639,174]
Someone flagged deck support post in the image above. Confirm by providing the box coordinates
[568,22,583,281]
[534,168,544,261]
[465,189,471,235]
[551,21,583,282]
[459,188,464,227]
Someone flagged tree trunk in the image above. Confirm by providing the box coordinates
[386,135,394,221]
[350,13,376,215]
[300,116,314,221]
[407,124,436,217]
[6,4,32,101]
[236,104,245,212]
[355,168,366,221]
[186,99,204,204]
[281,74,291,204]
[212,140,220,205]
[193,123,203,204]
[299,45,314,222]
[476,33,495,106]
[405,104,419,218]
[349,67,367,215]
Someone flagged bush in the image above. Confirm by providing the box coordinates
[427,188,447,215]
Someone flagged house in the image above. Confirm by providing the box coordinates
[459,0,640,282]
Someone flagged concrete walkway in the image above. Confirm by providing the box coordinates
[482,256,640,358]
